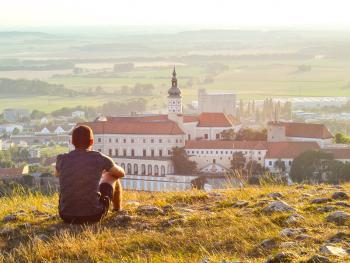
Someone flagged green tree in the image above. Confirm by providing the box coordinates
[274,159,286,173]
[290,150,334,183]
[334,132,350,144]
[235,128,267,141]
[171,147,197,175]
[31,109,46,119]
[12,127,20,135]
[246,160,264,176]
[230,152,246,171]
[220,129,236,140]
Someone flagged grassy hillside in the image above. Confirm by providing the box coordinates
[1,185,350,262]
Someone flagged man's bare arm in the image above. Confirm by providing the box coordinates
[107,165,125,179]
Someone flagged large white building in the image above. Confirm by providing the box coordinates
[81,69,239,191]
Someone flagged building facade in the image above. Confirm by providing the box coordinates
[198,89,236,116]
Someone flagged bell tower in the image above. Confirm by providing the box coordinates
[167,67,182,114]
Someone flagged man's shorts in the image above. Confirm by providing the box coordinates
[60,183,113,224]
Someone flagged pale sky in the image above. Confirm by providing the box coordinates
[2,0,350,28]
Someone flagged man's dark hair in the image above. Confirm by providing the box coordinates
[72,125,93,149]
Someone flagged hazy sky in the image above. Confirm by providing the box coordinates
[2,0,350,28]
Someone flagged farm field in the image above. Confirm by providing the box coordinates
[1,29,350,113]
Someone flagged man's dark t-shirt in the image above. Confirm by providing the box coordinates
[56,149,115,217]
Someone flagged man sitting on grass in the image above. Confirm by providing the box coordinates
[55,125,125,224]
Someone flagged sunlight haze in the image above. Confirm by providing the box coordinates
[2,0,350,28]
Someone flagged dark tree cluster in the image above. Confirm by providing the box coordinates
[230,152,265,177]
[290,150,350,184]
[0,78,78,96]
[171,147,197,175]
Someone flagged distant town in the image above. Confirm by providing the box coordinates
[1,68,350,192]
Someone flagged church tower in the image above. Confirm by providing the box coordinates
[167,67,182,114]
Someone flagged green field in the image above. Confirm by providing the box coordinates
[1,29,350,113]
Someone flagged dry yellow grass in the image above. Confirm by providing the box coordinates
[0,185,350,262]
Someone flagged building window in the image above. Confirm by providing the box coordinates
[98,138,102,143]
[141,164,146,175]
[213,159,216,164]
[131,139,134,143]
[115,149,118,156]
[134,164,138,175]
[204,134,208,139]
[159,149,163,157]
[216,134,220,139]
[269,161,272,166]
[176,139,178,143]
[148,165,152,175]
[143,138,146,143]
[115,138,118,143]
[168,149,172,155]
[188,134,191,140]
[131,149,135,157]
[151,149,154,157]
[109,138,112,143]
[154,165,159,176]
[123,138,126,143]
[123,149,127,156]
[258,157,261,161]
[143,149,146,157]
[127,164,132,174]
[98,149,102,152]
[159,139,162,143]
[161,165,165,176]
[109,149,112,156]
[289,161,292,166]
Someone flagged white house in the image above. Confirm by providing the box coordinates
[72,111,85,119]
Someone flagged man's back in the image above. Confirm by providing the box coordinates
[56,149,114,217]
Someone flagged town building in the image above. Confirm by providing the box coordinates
[267,121,333,147]
[198,89,236,116]
[3,108,30,122]
[185,140,267,173]
[79,69,239,191]
[72,110,85,119]
[0,165,29,179]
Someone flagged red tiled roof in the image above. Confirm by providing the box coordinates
[269,121,333,139]
[182,115,199,123]
[185,140,268,150]
[325,148,350,160]
[79,120,185,135]
[266,142,320,159]
[197,112,233,127]
[107,115,169,122]
[0,166,26,177]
